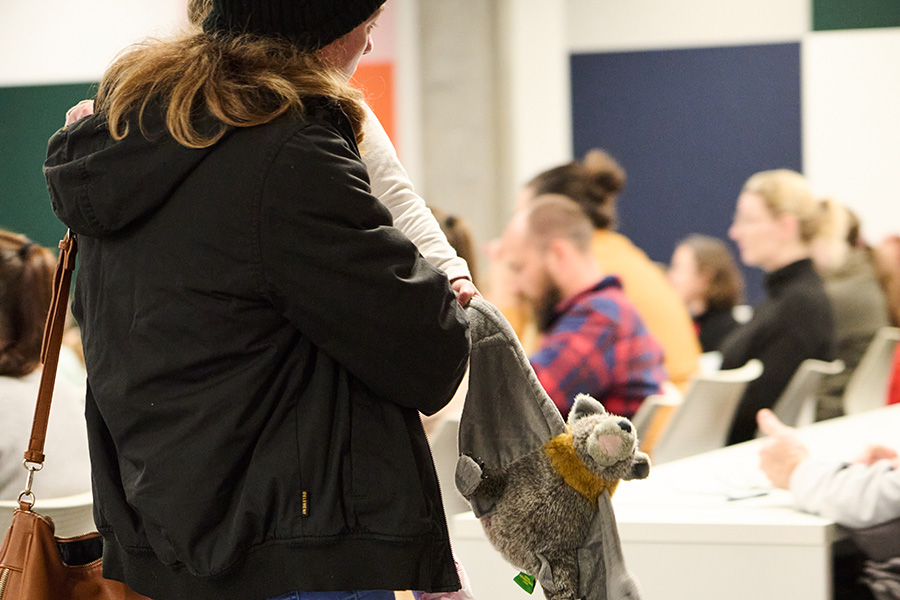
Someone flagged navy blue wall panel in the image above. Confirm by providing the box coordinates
[570,43,802,303]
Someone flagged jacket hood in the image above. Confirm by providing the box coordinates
[44,113,220,237]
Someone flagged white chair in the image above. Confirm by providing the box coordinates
[0,491,95,538]
[843,326,900,415]
[428,415,471,516]
[771,358,845,428]
[631,394,663,444]
[697,351,723,375]
[631,382,683,448]
[651,359,764,464]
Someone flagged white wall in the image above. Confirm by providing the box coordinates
[567,0,809,53]
[803,27,900,242]
[497,0,572,197]
[564,0,899,244]
[3,0,895,244]
[0,0,188,87]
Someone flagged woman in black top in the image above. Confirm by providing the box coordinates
[668,234,744,352]
[720,170,835,444]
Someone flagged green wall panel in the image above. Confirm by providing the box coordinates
[814,0,900,31]
[0,83,97,248]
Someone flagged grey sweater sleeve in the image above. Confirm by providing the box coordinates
[790,458,900,529]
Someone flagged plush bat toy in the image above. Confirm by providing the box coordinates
[455,298,649,600]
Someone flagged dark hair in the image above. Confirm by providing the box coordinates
[678,234,744,312]
[0,231,56,377]
[431,208,478,286]
[526,149,626,230]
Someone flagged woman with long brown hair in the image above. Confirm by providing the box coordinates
[668,234,744,352]
[44,2,470,599]
[0,231,91,501]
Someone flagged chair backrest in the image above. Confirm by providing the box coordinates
[631,395,662,444]
[651,359,764,464]
[771,358,846,428]
[428,416,470,516]
[0,491,95,538]
[843,327,900,415]
[697,351,723,376]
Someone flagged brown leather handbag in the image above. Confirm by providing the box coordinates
[0,232,149,600]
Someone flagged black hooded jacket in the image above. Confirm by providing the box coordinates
[44,100,469,600]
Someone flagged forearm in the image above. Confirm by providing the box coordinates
[360,105,470,281]
[790,458,900,529]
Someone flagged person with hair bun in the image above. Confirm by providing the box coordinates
[668,234,744,352]
[508,149,700,391]
[721,169,835,444]
[502,195,665,419]
[0,230,91,501]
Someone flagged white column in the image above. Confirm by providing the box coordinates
[496,0,572,211]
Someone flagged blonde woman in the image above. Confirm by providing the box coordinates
[44,2,469,599]
[721,169,835,444]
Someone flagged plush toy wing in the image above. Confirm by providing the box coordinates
[455,297,643,600]
[455,297,566,516]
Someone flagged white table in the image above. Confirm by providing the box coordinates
[450,404,900,600]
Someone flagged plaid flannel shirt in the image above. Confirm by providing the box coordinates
[530,276,666,419]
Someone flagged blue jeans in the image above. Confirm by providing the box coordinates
[266,592,395,600]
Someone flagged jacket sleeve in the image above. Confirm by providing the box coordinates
[257,120,469,415]
[790,458,900,529]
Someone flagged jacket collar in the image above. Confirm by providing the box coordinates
[552,275,623,322]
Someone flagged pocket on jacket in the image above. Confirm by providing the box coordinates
[349,392,433,537]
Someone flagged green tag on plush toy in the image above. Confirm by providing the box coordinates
[514,572,536,594]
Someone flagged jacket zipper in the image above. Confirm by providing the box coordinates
[0,567,10,598]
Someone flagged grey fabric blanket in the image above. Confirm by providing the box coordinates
[455,297,642,600]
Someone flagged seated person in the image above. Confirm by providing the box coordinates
[500,194,666,419]
[721,169,835,444]
[0,231,91,501]
[810,199,891,420]
[493,149,699,391]
[668,234,744,352]
[758,408,900,600]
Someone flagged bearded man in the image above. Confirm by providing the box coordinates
[501,194,666,418]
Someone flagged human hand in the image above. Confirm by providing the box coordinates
[853,444,900,467]
[757,408,809,489]
[451,277,480,308]
[65,100,95,126]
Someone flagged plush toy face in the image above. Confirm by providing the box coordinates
[568,394,650,482]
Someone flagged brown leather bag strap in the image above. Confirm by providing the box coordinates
[23,230,78,466]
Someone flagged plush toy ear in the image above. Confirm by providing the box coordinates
[567,394,607,425]
[623,452,651,481]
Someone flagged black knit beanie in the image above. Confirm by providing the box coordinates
[203,0,388,51]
